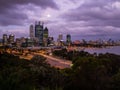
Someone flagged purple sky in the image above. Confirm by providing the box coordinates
[0,0,120,40]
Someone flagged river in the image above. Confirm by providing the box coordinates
[83,46,120,55]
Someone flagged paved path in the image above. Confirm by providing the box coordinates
[40,54,72,69]
[20,53,72,69]
[37,53,72,69]
[6,50,72,69]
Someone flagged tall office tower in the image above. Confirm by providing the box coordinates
[9,34,15,44]
[58,33,63,41]
[57,33,63,46]
[16,38,21,47]
[3,34,8,45]
[43,27,49,46]
[48,37,54,45]
[43,27,48,38]
[35,21,44,46]
[66,34,71,45]
[29,25,34,39]
[0,39,2,46]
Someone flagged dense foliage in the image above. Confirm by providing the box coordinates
[1,49,120,90]
[53,49,120,90]
[0,52,64,90]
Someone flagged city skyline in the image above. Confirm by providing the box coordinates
[0,0,120,40]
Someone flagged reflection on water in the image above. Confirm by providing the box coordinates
[84,46,120,55]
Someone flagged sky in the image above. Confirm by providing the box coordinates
[0,0,120,41]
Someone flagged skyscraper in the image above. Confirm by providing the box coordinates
[43,27,48,38]
[43,27,48,46]
[66,34,71,42]
[35,21,44,46]
[3,34,8,45]
[29,25,34,39]
[57,33,63,46]
[9,34,15,44]
[58,33,63,41]
[66,34,71,45]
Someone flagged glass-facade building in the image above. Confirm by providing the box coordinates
[66,34,71,45]
[35,21,44,46]
[3,34,8,45]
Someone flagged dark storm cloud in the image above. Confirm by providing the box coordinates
[58,0,120,40]
[0,0,58,26]
[0,9,28,26]
[60,0,120,27]
[0,0,58,11]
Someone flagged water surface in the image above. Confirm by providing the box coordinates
[84,46,120,55]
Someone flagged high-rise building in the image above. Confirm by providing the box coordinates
[0,39,2,46]
[35,21,44,46]
[43,27,48,38]
[48,37,54,45]
[58,33,63,41]
[57,34,63,46]
[43,27,48,46]
[66,34,71,45]
[9,34,15,44]
[3,34,8,45]
[26,37,34,47]
[29,25,34,39]
[16,38,21,47]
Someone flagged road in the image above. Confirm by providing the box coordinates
[5,49,72,69]
[35,53,72,69]
[19,52,72,69]
[40,54,72,69]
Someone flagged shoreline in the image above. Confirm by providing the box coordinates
[66,46,120,55]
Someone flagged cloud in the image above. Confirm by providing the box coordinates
[57,0,120,40]
[0,0,120,40]
[60,0,120,27]
[0,0,58,11]
[0,0,58,26]
[0,10,28,26]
